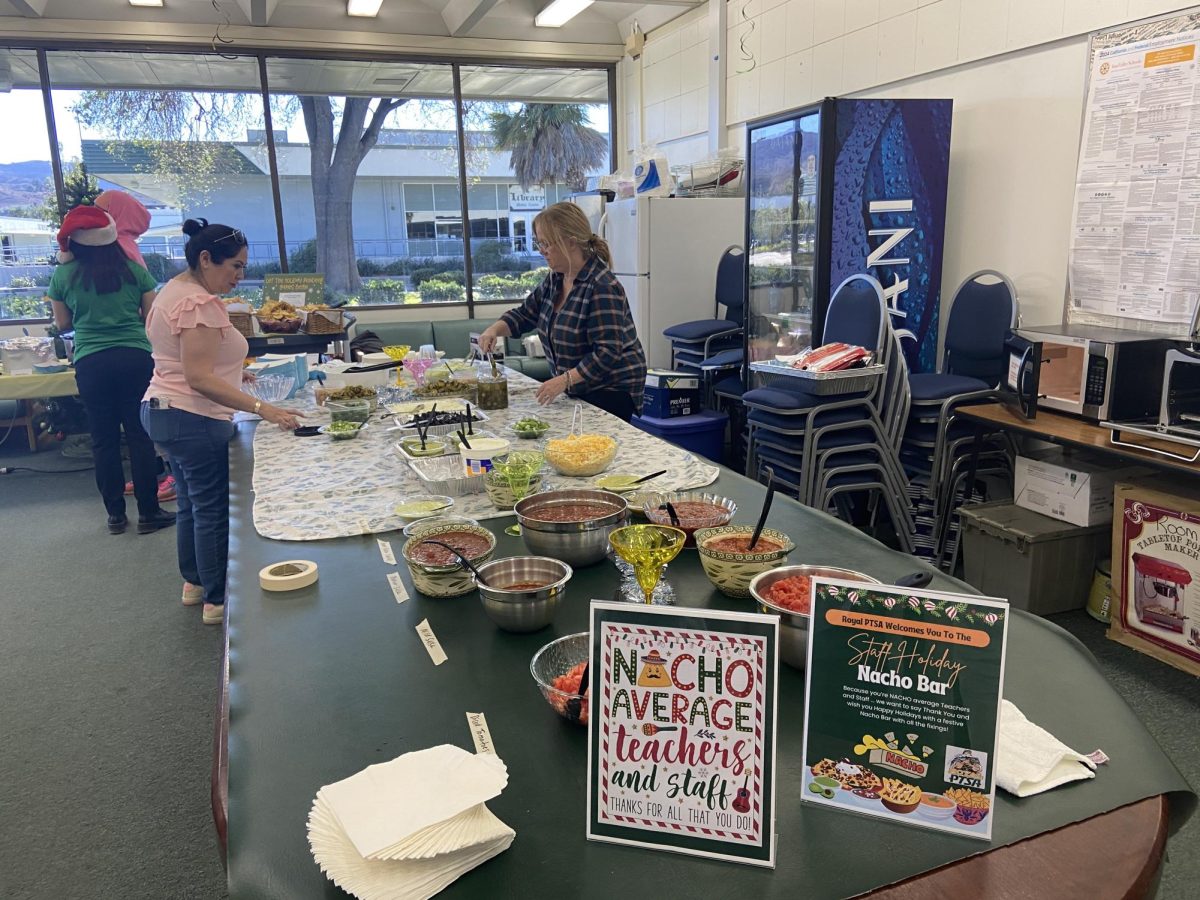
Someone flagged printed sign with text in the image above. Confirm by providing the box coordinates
[801,579,1008,840]
[586,602,779,867]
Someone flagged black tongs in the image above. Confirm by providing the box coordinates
[344,359,405,373]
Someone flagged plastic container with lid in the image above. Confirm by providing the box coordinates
[959,500,1109,615]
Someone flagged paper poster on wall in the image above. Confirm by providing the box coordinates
[586,602,779,867]
[1069,18,1200,332]
[801,579,1008,841]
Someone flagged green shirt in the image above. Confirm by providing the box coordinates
[48,259,157,361]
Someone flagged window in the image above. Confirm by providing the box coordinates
[459,65,611,304]
[0,48,613,320]
[47,50,280,303]
[266,58,464,305]
[0,49,59,320]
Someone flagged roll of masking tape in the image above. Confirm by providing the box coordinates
[259,560,319,592]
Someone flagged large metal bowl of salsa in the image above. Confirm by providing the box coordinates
[515,489,629,567]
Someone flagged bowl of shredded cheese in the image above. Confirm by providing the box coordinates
[543,433,618,477]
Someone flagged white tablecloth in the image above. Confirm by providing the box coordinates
[250,371,721,542]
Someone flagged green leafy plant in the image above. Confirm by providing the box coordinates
[418,278,466,302]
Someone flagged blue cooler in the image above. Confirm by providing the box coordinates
[632,410,728,462]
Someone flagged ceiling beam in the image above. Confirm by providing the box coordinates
[233,0,280,27]
[8,0,48,17]
[440,0,503,37]
[620,0,703,6]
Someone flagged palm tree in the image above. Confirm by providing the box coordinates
[489,104,608,190]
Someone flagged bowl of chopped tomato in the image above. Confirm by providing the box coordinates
[750,566,879,669]
[530,632,591,725]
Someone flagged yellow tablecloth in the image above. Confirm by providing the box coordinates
[0,370,79,401]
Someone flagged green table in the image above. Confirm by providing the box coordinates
[223,425,1194,898]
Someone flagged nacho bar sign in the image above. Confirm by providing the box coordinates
[586,602,779,867]
[801,579,1008,841]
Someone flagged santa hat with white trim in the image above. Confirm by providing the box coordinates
[56,206,118,263]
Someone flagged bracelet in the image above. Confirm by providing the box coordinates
[565,370,574,389]
[254,400,262,414]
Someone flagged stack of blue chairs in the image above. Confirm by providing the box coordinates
[742,274,915,552]
[662,246,745,396]
[899,269,1019,570]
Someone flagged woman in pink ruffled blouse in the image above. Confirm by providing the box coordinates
[140,218,300,626]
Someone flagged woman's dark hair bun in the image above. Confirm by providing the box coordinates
[182,218,208,237]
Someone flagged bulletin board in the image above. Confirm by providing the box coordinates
[1067,7,1200,337]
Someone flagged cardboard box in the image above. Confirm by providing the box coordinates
[1109,479,1200,677]
[642,369,698,418]
[1014,449,1149,527]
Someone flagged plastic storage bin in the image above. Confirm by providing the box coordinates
[631,410,728,463]
[959,500,1110,615]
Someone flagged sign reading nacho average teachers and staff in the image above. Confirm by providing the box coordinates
[586,602,779,867]
[801,579,1008,841]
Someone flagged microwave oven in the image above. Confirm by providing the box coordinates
[1007,324,1176,422]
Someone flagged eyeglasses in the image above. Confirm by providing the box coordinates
[214,228,246,244]
[534,239,555,252]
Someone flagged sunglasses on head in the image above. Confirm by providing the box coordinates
[214,228,246,244]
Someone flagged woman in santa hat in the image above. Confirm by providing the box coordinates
[47,205,176,535]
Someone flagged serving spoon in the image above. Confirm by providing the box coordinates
[418,540,488,585]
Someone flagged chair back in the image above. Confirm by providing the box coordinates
[824,274,886,352]
[876,323,912,451]
[715,245,746,325]
[943,269,1017,384]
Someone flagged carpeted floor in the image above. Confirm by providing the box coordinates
[0,437,1195,898]
[0,441,228,900]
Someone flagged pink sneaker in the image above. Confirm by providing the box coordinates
[124,481,134,495]
[158,475,177,502]
[202,602,224,625]
[182,582,204,606]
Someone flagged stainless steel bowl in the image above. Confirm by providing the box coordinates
[749,565,880,669]
[475,557,573,632]
[515,489,629,567]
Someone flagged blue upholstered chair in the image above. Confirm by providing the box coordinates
[663,245,745,374]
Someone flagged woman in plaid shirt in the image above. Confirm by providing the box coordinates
[477,202,648,422]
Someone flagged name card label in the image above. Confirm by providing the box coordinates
[416,619,447,666]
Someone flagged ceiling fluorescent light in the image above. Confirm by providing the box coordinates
[128,0,165,7]
[347,0,384,16]
[535,0,593,28]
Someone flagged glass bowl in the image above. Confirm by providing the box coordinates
[402,514,476,538]
[394,494,455,522]
[318,422,365,441]
[529,632,591,725]
[244,374,295,404]
[642,492,737,547]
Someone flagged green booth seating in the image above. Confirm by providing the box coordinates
[353,317,552,381]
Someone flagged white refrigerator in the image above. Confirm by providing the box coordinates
[604,196,745,371]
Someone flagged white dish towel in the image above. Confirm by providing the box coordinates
[997,700,1105,797]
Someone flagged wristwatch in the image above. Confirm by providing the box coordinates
[254,400,262,414]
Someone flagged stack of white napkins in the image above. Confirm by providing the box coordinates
[307,745,515,900]
[997,700,1102,798]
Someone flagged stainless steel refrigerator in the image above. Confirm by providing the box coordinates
[604,195,745,370]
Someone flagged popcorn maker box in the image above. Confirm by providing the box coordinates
[1110,479,1200,676]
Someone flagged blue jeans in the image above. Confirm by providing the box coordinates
[140,403,236,606]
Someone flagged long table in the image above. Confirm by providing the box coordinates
[222,424,1195,898]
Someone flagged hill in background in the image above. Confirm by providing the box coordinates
[0,160,52,216]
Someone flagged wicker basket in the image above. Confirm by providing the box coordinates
[302,308,345,335]
[227,312,256,339]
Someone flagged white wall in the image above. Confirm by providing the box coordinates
[620,5,714,168]
[620,0,1197,329]
[842,38,1090,330]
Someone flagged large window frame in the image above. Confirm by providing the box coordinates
[2,41,617,322]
